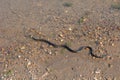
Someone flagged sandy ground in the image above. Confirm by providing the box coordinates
[0,0,120,80]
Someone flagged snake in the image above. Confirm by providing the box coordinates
[26,35,107,58]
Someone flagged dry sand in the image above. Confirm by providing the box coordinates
[0,0,120,80]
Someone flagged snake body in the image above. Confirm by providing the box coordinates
[30,36,106,58]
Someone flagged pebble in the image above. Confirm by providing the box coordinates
[40,72,49,79]
[94,68,101,74]
[1,48,5,52]
[27,61,32,67]
[59,34,64,38]
[100,42,104,47]
[20,46,25,50]
[48,51,52,54]
[1,76,4,79]
[106,77,112,80]
[94,77,98,80]
[108,63,113,68]
[79,74,83,77]
[68,27,72,31]
[83,18,87,22]
[60,39,64,42]
[113,77,117,80]
[111,43,114,46]
[17,55,21,58]
[46,68,50,72]
[107,56,113,60]
[65,10,68,13]
[44,49,52,55]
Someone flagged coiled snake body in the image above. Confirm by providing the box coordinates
[28,36,106,58]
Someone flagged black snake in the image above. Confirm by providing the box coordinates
[26,35,107,58]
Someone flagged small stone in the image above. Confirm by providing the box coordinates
[99,37,102,40]
[1,48,5,52]
[65,10,68,13]
[107,56,113,60]
[59,34,64,38]
[111,43,114,46]
[92,56,97,59]
[79,74,82,77]
[44,49,47,52]
[60,39,64,42]
[94,68,101,74]
[113,77,117,80]
[10,78,12,80]
[94,77,98,80]
[100,42,104,47]
[18,55,21,58]
[21,46,25,50]
[1,76,4,79]
[54,51,58,54]
[68,27,72,31]
[95,71,101,74]
[46,68,50,72]
[83,18,87,22]
[100,42,103,45]
[27,61,31,66]
[97,27,101,30]
[106,77,112,80]
[108,63,113,68]
[99,49,104,53]
[48,51,52,54]
[81,77,87,80]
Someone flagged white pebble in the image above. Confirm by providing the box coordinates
[68,27,72,31]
